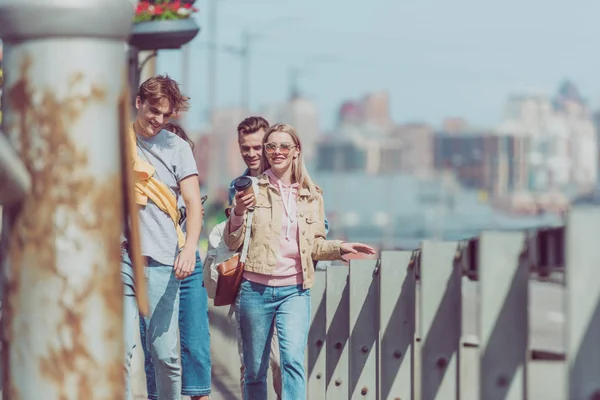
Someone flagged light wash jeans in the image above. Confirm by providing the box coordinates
[236,279,311,400]
[143,257,182,400]
[121,252,182,400]
[237,317,281,399]
[140,252,211,399]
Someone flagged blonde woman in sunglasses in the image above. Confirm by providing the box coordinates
[224,123,375,399]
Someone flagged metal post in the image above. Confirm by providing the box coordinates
[478,231,528,400]
[207,0,218,122]
[128,46,141,108]
[288,66,300,99]
[307,270,327,399]
[181,44,190,129]
[420,240,461,400]
[565,206,600,399]
[348,260,379,399]
[0,0,133,398]
[240,29,250,111]
[379,251,415,400]
[326,265,350,398]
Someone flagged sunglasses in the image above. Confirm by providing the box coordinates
[264,142,297,155]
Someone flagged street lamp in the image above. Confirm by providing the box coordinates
[288,54,337,99]
[204,16,300,112]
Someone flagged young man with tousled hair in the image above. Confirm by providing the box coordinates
[121,75,203,400]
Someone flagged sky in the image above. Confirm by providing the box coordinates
[157,0,600,133]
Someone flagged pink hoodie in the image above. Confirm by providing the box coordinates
[229,169,303,286]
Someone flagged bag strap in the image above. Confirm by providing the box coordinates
[239,210,254,263]
[136,136,179,181]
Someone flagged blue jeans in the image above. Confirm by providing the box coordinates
[121,252,138,400]
[140,252,211,399]
[236,279,311,400]
[139,256,182,400]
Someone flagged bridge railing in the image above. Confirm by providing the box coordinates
[209,205,600,400]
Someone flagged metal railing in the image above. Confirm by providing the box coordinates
[209,205,600,400]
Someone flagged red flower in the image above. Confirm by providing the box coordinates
[133,0,198,21]
[136,1,150,12]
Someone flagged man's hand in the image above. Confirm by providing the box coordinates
[174,246,196,280]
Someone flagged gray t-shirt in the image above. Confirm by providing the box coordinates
[136,129,198,266]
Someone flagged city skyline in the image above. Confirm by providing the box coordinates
[156,0,600,132]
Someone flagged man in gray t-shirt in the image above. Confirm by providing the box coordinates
[135,129,198,265]
[121,75,202,400]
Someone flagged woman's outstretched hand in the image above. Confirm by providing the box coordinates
[340,242,376,256]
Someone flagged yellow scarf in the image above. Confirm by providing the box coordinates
[129,125,185,249]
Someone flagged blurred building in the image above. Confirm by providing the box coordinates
[316,123,435,176]
[383,123,434,174]
[442,117,470,134]
[554,81,597,191]
[195,107,248,197]
[319,91,436,175]
[278,96,320,162]
[335,91,394,138]
[315,137,367,172]
[260,95,321,162]
[338,100,363,127]
[313,171,561,247]
[361,91,393,132]
[497,81,597,193]
[434,132,531,197]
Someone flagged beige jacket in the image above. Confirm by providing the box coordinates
[224,173,343,289]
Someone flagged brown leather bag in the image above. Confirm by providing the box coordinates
[213,210,253,306]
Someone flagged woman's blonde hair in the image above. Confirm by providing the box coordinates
[259,123,320,200]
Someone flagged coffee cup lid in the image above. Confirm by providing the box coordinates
[234,176,253,191]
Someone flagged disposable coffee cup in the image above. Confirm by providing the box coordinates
[234,176,255,207]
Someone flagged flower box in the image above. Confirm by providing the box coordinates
[130,18,200,50]
[129,0,200,50]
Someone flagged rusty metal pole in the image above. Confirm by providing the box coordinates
[0,0,134,398]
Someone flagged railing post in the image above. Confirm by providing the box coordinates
[326,265,350,398]
[379,251,415,400]
[420,240,461,400]
[565,206,600,399]
[307,270,327,399]
[348,259,379,399]
[478,231,528,400]
[0,1,134,398]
